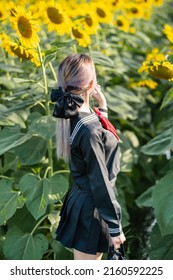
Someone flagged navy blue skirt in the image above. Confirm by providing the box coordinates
[55,185,112,255]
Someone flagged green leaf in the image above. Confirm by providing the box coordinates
[13,78,36,84]
[3,227,48,260]
[149,224,173,260]
[51,39,77,47]
[141,127,173,155]
[120,148,134,172]
[19,173,39,194]
[27,111,42,123]
[135,187,154,208]
[110,101,138,120]
[49,173,69,201]
[119,133,138,172]
[0,227,5,259]
[104,86,140,120]
[161,87,173,109]
[0,178,24,225]
[166,54,173,64]
[0,125,32,156]
[6,100,38,112]
[123,131,139,148]
[90,51,114,67]
[118,188,130,227]
[121,56,141,70]
[19,174,51,220]
[44,53,57,66]
[28,115,56,140]
[1,151,18,174]
[152,173,173,236]
[14,136,47,165]
[50,240,73,260]
[107,85,141,103]
[0,104,27,127]
[135,31,151,45]
[42,40,77,56]
[0,63,23,73]
[8,206,37,233]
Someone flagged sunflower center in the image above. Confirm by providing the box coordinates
[0,12,3,18]
[18,16,32,38]
[131,7,138,14]
[112,0,119,6]
[96,8,106,18]
[47,7,64,24]
[117,20,123,27]
[72,28,83,39]
[10,46,33,59]
[85,15,93,27]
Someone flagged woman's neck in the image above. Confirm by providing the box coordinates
[78,103,90,112]
[78,91,90,112]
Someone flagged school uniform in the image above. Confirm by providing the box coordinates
[55,111,122,254]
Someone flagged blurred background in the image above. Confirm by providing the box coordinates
[0,0,173,260]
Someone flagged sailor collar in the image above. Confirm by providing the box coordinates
[70,113,98,146]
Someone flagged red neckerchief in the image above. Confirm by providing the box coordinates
[94,107,120,141]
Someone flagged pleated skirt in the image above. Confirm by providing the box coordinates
[55,185,112,255]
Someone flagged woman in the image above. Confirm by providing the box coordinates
[51,53,126,260]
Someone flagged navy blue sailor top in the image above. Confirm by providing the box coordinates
[69,111,122,237]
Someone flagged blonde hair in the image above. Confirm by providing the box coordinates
[56,53,97,162]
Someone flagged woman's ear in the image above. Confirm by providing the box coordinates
[89,80,94,89]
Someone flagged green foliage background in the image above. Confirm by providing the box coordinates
[0,0,173,260]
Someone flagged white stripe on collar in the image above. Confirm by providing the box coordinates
[70,113,98,145]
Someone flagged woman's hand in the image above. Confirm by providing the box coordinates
[111,232,126,250]
[90,84,107,109]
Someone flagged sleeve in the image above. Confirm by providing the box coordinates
[80,128,122,237]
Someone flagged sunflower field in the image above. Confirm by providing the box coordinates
[0,0,173,260]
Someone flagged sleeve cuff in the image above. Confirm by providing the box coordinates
[98,108,108,118]
[109,225,122,237]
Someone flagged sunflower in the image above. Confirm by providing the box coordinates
[138,48,173,81]
[10,6,40,48]
[91,1,114,24]
[66,0,85,18]
[66,1,99,35]
[114,15,132,33]
[1,33,40,66]
[0,4,9,22]
[129,78,158,89]
[29,0,43,22]
[125,2,148,20]
[41,0,72,36]
[110,0,124,12]
[80,3,99,35]
[148,62,173,81]
[82,13,99,35]
[5,1,17,17]
[71,19,91,47]
[163,24,173,44]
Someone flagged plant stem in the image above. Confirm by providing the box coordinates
[70,28,77,53]
[31,214,49,235]
[54,170,70,174]
[37,44,53,177]
[48,62,57,82]
[44,166,51,178]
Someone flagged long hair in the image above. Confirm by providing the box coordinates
[56,54,97,162]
